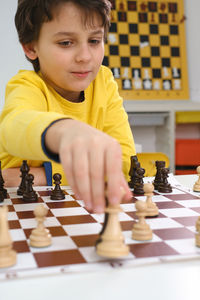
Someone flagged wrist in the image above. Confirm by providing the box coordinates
[44,118,73,154]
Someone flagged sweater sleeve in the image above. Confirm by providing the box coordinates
[0,73,76,162]
[102,68,136,181]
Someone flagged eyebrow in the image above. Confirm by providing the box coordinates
[53,29,104,37]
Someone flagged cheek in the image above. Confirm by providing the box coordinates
[47,47,69,65]
[95,47,105,64]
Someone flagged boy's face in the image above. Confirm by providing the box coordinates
[25,2,105,101]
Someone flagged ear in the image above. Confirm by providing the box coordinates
[22,43,38,60]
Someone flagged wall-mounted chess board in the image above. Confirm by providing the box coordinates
[103,0,189,100]
[0,179,200,281]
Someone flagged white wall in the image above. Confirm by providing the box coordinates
[0,0,31,111]
[184,0,200,102]
[0,0,200,111]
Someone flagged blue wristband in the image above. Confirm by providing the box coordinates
[43,161,52,186]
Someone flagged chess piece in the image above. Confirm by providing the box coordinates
[29,204,52,248]
[140,2,147,11]
[153,160,165,190]
[133,167,145,194]
[196,216,200,233]
[96,203,129,258]
[128,155,139,188]
[22,174,38,202]
[50,173,65,200]
[158,168,172,193]
[0,161,7,200]
[17,160,30,195]
[144,183,159,217]
[132,200,152,241]
[160,3,166,11]
[119,1,125,11]
[0,191,4,203]
[193,166,200,192]
[195,215,200,247]
[0,206,17,268]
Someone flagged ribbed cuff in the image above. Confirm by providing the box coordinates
[43,161,52,186]
[41,119,67,163]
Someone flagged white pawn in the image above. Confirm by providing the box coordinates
[132,200,152,241]
[193,166,200,192]
[144,183,159,217]
[29,204,51,248]
[195,216,200,247]
[196,216,200,233]
[96,203,129,258]
[0,206,16,268]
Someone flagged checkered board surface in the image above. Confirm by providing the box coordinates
[103,0,189,100]
[0,181,200,280]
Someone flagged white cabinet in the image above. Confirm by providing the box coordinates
[124,100,200,173]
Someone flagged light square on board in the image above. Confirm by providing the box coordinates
[51,207,89,217]
[63,222,102,236]
[30,236,77,253]
[159,208,199,218]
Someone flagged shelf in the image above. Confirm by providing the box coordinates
[124,100,200,174]
[128,112,169,126]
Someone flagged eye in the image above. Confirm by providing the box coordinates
[58,40,72,47]
[89,39,101,45]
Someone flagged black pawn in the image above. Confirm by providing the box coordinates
[153,160,166,190]
[22,174,38,202]
[133,167,145,195]
[17,160,30,195]
[0,161,7,199]
[50,173,65,200]
[0,191,4,203]
[128,155,139,188]
[158,168,172,193]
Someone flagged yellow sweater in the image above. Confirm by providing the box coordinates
[0,65,135,184]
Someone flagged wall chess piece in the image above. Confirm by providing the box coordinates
[132,200,152,241]
[0,206,17,268]
[22,174,38,202]
[193,166,200,192]
[29,204,52,248]
[17,160,30,195]
[50,173,65,200]
[96,203,129,258]
[158,168,172,193]
[144,183,159,217]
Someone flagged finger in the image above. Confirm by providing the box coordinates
[59,146,80,199]
[105,141,122,205]
[89,143,105,213]
[120,175,133,203]
[72,142,92,211]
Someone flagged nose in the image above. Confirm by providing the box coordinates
[75,43,92,63]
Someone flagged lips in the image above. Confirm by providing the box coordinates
[71,71,91,78]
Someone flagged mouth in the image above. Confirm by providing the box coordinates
[71,71,91,78]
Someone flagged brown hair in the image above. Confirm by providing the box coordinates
[15,0,111,72]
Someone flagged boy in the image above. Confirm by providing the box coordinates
[0,0,136,213]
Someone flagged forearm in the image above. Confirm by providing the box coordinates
[0,109,70,161]
[2,167,47,187]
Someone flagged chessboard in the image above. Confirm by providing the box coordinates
[0,175,200,281]
[103,0,189,100]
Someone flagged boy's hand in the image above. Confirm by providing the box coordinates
[45,119,132,213]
